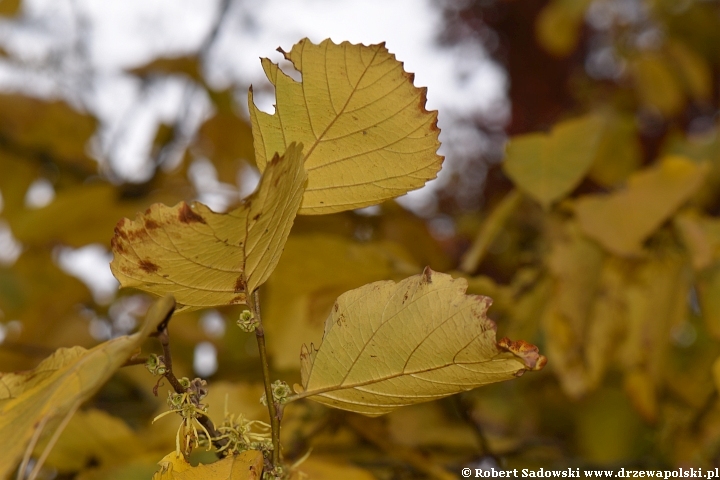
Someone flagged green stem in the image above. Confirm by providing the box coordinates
[250,290,281,468]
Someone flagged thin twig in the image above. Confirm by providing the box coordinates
[250,289,282,468]
[154,324,226,450]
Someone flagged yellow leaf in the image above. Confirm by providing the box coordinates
[249,38,443,215]
[588,112,642,187]
[631,54,684,117]
[698,265,720,339]
[129,55,204,84]
[153,450,263,480]
[195,111,256,184]
[0,0,21,16]
[623,370,658,424]
[295,268,545,416]
[674,209,720,270]
[535,0,591,57]
[575,156,708,256]
[110,143,307,310]
[459,189,524,273]
[666,41,712,101]
[35,409,145,472]
[503,114,605,208]
[0,295,176,480]
[9,182,152,248]
[0,93,97,171]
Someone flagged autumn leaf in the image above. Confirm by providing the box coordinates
[294,268,546,416]
[503,114,605,209]
[153,451,263,480]
[249,38,443,214]
[575,155,708,256]
[0,295,176,480]
[110,143,306,310]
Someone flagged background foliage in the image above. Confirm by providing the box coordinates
[1,0,720,477]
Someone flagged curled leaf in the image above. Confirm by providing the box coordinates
[249,38,443,214]
[296,268,545,416]
[0,295,176,480]
[110,143,306,310]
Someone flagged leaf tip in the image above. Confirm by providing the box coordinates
[497,337,547,372]
[178,202,206,224]
[421,265,434,284]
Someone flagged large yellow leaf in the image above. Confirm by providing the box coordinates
[110,143,306,310]
[294,268,545,416]
[574,156,708,256]
[153,451,263,480]
[249,38,443,214]
[503,114,605,209]
[0,295,176,480]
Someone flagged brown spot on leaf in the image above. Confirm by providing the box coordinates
[138,259,160,274]
[230,294,247,305]
[145,219,159,230]
[110,237,125,254]
[497,337,547,371]
[114,219,129,240]
[253,213,261,221]
[269,151,282,167]
[333,302,338,313]
[234,276,246,293]
[178,202,206,224]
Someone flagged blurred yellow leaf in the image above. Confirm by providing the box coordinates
[632,54,684,117]
[543,242,624,399]
[129,55,204,83]
[110,143,306,310]
[575,156,708,256]
[153,450,263,480]
[623,370,658,423]
[535,0,591,57]
[0,94,97,171]
[196,112,256,183]
[575,387,645,463]
[618,252,689,391]
[0,295,176,480]
[588,112,642,187]
[460,189,524,273]
[264,233,418,369]
[503,114,605,208]
[249,38,443,214]
[698,265,720,339]
[674,209,720,270]
[296,268,546,416]
[9,182,149,247]
[666,41,712,101]
[0,0,21,16]
[35,409,145,472]
[0,251,95,372]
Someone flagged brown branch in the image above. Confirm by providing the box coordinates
[250,289,282,468]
